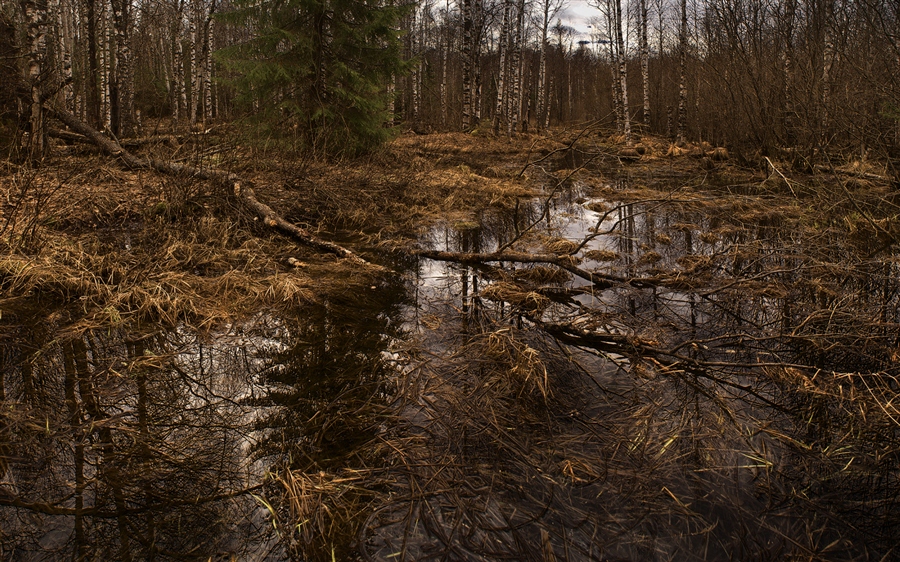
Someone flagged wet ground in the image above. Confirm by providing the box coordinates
[2,141,899,560]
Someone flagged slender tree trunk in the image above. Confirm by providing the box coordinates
[614,0,631,144]
[820,1,834,140]
[387,75,395,124]
[50,0,74,111]
[173,0,185,123]
[512,0,525,132]
[544,75,552,129]
[461,0,473,129]
[640,0,650,129]
[537,0,559,130]
[410,10,420,121]
[111,0,134,136]
[203,0,216,122]
[492,0,510,134]
[606,4,622,133]
[189,0,199,125]
[440,13,448,127]
[507,0,524,135]
[781,0,795,142]
[99,2,111,131]
[21,0,48,159]
[677,0,687,143]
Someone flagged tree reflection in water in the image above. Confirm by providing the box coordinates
[3,177,899,561]
[0,270,410,560]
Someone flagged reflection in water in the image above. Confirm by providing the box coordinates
[0,272,411,560]
[381,182,899,560]
[3,174,899,560]
[0,316,274,558]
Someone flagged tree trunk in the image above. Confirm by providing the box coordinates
[440,0,449,127]
[172,0,185,123]
[614,0,631,145]
[606,3,622,133]
[461,0,473,130]
[189,0,199,125]
[111,0,134,136]
[99,2,111,130]
[677,0,687,143]
[492,0,511,134]
[640,0,650,129]
[20,0,48,160]
[203,0,216,122]
[507,0,525,135]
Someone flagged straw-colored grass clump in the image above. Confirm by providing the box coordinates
[0,218,316,331]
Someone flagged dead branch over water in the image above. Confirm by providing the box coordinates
[2,129,900,560]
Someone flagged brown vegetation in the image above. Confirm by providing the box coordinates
[3,124,900,559]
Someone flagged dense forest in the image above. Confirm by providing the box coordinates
[2,0,900,161]
[2,1,900,561]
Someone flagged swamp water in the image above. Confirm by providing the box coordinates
[2,177,898,560]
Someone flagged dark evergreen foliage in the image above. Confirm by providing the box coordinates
[217,0,411,156]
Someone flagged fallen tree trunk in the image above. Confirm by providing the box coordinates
[412,248,660,289]
[49,128,181,148]
[47,103,370,265]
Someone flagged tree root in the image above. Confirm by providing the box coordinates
[47,103,374,267]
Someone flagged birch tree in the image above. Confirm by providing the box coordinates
[492,0,511,134]
[534,0,564,131]
[613,0,631,144]
[677,0,687,143]
[20,0,48,159]
[111,0,135,136]
[507,0,526,135]
[639,0,649,129]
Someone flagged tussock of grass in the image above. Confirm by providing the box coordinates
[481,281,550,313]
[0,218,317,332]
[584,249,619,262]
[512,265,571,284]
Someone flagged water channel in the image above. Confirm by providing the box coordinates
[2,172,898,560]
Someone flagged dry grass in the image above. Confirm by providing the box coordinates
[0,216,319,333]
[5,126,900,561]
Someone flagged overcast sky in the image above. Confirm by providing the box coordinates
[559,0,598,39]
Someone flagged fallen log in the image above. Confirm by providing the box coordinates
[412,248,658,289]
[49,128,181,148]
[47,103,371,266]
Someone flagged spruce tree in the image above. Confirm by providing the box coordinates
[219,0,409,155]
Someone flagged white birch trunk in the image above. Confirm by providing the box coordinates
[640,0,649,129]
[203,0,216,122]
[614,0,631,144]
[461,0,473,129]
[492,0,510,134]
[173,0,185,123]
[677,0,687,143]
[189,0,199,125]
[21,0,48,158]
[507,0,525,135]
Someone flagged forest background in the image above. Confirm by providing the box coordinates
[2,0,899,165]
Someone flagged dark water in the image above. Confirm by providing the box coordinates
[2,176,899,560]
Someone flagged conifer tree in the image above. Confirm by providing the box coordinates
[218,0,410,155]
